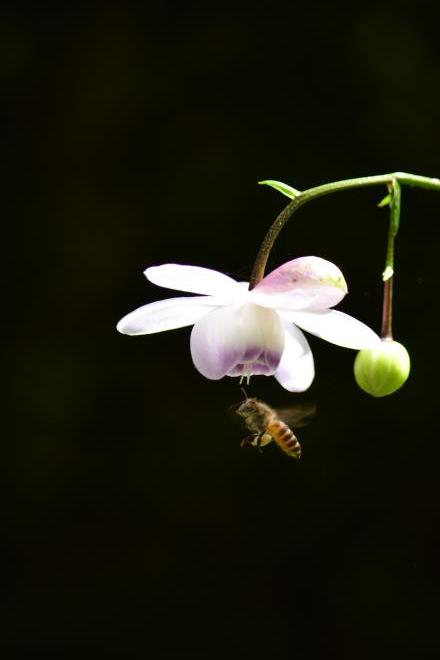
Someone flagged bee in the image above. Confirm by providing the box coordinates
[235,397,316,459]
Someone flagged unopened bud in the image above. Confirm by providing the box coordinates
[354,340,410,397]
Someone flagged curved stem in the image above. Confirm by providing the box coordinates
[249,171,440,289]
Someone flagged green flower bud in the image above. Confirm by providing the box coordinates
[354,340,410,397]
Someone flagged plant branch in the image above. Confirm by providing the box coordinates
[249,171,440,289]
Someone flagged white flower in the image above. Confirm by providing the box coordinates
[116,257,381,391]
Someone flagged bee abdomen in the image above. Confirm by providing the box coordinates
[267,421,301,459]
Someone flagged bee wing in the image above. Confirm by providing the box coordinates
[275,402,317,428]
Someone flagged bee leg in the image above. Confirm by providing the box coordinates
[240,433,264,452]
[240,435,256,448]
[255,433,265,454]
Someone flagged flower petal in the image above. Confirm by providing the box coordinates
[117,296,221,335]
[145,264,240,298]
[282,309,381,349]
[190,303,284,380]
[250,256,347,311]
[274,323,315,392]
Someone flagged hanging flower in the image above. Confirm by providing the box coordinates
[116,257,380,391]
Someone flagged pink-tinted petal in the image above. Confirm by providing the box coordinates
[251,256,348,311]
[274,323,315,392]
[145,264,240,298]
[190,303,284,380]
[116,296,221,336]
[282,309,381,349]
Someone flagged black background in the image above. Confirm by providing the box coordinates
[4,2,440,657]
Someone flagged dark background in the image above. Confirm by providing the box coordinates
[4,2,440,657]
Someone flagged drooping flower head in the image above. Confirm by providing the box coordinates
[117,257,380,391]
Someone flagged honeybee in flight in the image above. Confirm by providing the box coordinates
[235,397,316,459]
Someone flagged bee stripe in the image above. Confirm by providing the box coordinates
[267,422,302,458]
[284,438,301,455]
[272,423,289,435]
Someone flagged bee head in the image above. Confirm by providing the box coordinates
[237,397,258,417]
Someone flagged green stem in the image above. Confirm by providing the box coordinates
[381,180,400,340]
[381,207,395,340]
[249,171,440,289]
[381,271,394,341]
